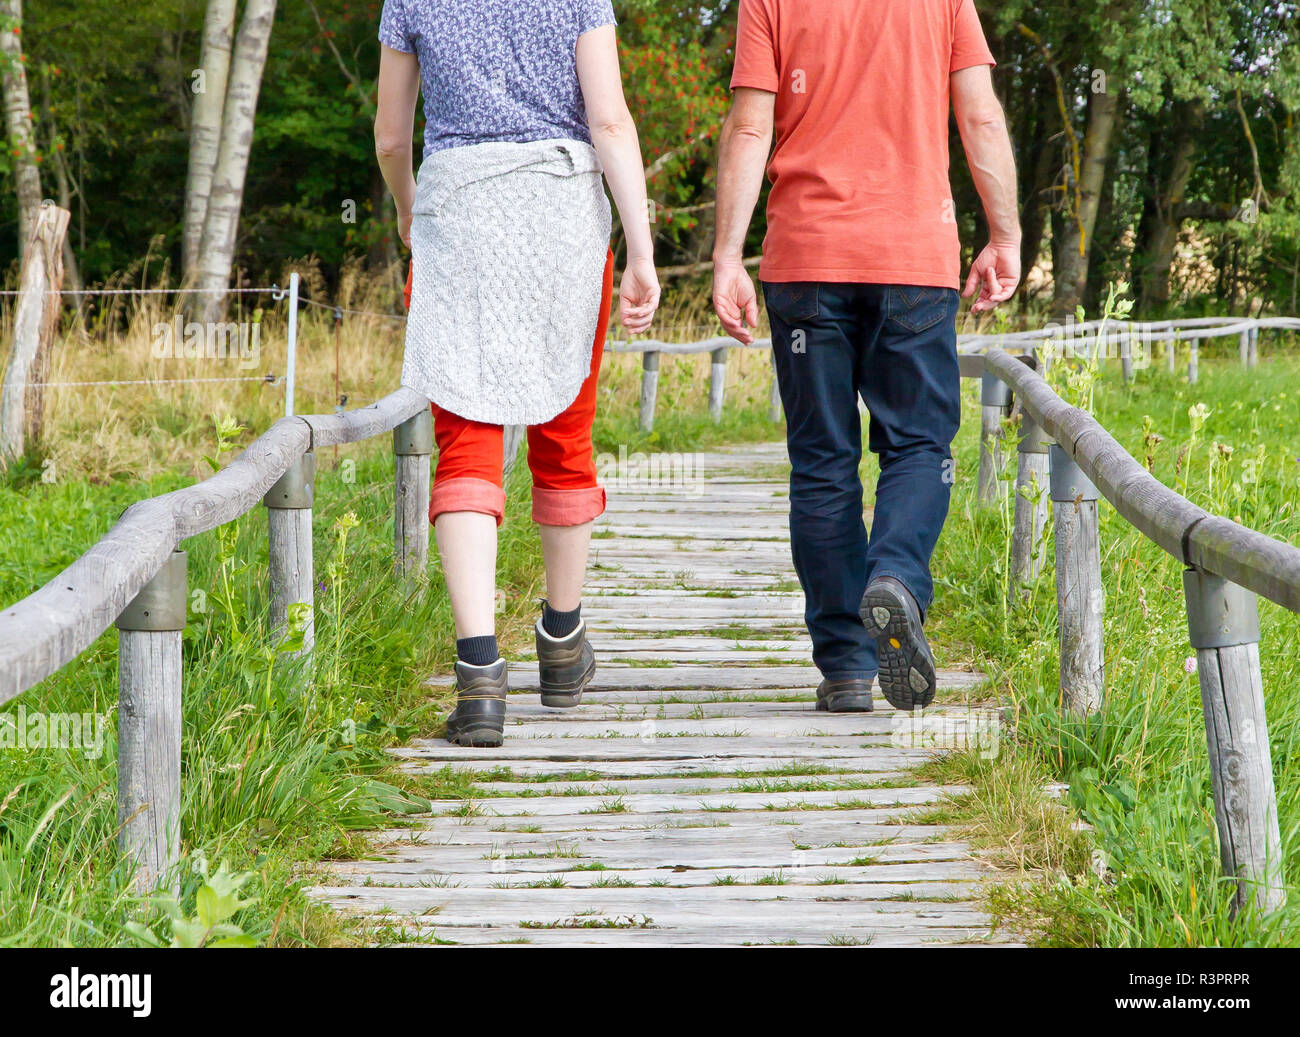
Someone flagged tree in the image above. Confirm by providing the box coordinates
[183,0,237,283]
[195,0,277,321]
[0,0,41,259]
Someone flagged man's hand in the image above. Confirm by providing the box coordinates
[963,241,1021,314]
[619,257,660,335]
[713,260,759,344]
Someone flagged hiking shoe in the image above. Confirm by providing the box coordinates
[860,576,937,711]
[536,619,596,708]
[816,677,874,713]
[445,658,509,747]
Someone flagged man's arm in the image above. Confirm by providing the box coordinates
[374,45,421,248]
[712,87,775,344]
[951,65,1021,313]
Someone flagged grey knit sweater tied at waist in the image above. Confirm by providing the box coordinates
[402,138,612,427]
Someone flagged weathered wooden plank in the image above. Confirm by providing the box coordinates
[395,755,930,779]
[429,664,824,692]
[460,770,906,796]
[330,860,983,889]
[395,735,895,763]
[426,784,963,818]
[383,924,1018,947]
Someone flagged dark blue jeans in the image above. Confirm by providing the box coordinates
[763,282,961,681]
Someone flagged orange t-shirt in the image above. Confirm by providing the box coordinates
[730,0,996,289]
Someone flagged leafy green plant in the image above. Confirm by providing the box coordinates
[123,859,259,948]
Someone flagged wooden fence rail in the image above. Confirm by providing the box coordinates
[974,345,1297,914]
[0,387,429,889]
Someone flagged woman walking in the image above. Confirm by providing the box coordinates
[375,2,660,746]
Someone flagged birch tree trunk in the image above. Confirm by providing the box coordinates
[0,203,70,461]
[1054,88,1120,319]
[183,0,238,283]
[0,0,43,260]
[196,0,278,322]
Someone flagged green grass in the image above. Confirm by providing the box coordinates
[0,435,546,946]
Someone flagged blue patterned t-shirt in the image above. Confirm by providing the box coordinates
[378,0,618,158]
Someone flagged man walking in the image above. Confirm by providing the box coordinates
[712,0,1021,713]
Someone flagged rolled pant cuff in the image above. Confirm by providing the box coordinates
[430,477,506,527]
[532,486,606,527]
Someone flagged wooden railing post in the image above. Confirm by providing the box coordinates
[1248,324,1259,368]
[116,549,187,893]
[708,346,728,423]
[1239,327,1251,367]
[1183,570,1284,915]
[1165,336,1176,374]
[768,349,783,423]
[1120,328,1134,383]
[1050,445,1105,716]
[1188,336,1200,385]
[1011,409,1051,600]
[264,451,315,656]
[978,371,1012,503]
[394,408,433,580]
[639,350,660,432]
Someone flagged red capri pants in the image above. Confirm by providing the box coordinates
[420,250,614,528]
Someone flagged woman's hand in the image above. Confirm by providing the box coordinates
[397,207,412,250]
[619,257,660,335]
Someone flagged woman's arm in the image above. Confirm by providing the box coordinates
[576,24,659,334]
[374,45,421,248]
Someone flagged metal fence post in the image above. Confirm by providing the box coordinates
[1050,445,1105,716]
[265,451,315,656]
[394,408,434,581]
[285,271,300,416]
[639,350,660,432]
[708,346,728,423]
[116,549,187,893]
[1183,569,1284,915]
[978,371,1012,504]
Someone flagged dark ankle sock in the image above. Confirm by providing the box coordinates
[542,601,582,638]
[456,635,499,667]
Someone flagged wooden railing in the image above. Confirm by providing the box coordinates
[970,344,1298,914]
[612,316,1300,432]
[0,387,433,890]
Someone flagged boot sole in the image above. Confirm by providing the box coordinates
[860,585,936,711]
[446,723,504,748]
[540,655,596,709]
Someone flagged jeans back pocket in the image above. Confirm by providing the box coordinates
[886,286,954,335]
[763,282,821,325]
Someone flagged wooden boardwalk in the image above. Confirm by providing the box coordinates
[311,442,1017,946]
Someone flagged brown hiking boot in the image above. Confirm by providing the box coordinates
[536,619,596,708]
[445,658,509,747]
